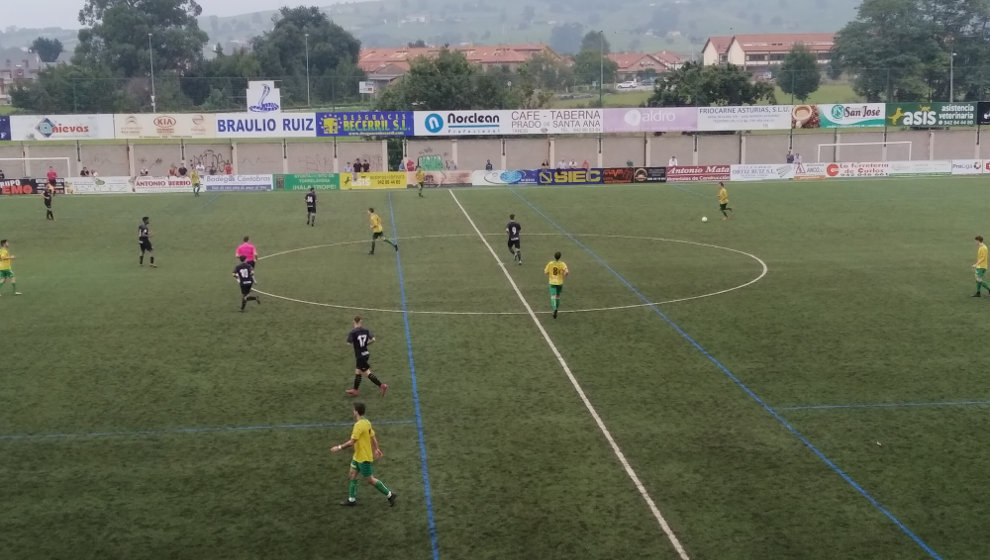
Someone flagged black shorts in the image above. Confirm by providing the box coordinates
[247,260,256,268]
[508,239,520,250]
[307,205,316,213]
[240,283,254,295]
[139,239,153,252]
[44,201,52,209]
[356,356,371,371]
[372,231,383,240]
[719,203,728,210]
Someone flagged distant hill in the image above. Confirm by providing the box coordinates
[2,0,861,59]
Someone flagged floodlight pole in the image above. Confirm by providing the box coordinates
[148,33,157,113]
[950,51,956,101]
[305,33,311,107]
[599,30,605,107]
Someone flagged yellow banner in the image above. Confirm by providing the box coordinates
[341,172,408,190]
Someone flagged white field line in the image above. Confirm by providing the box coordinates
[448,190,691,560]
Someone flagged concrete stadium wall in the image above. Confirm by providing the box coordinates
[4,130,990,177]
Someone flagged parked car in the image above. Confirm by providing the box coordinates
[617,80,639,89]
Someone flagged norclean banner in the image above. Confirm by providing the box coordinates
[340,172,407,190]
[276,173,340,190]
[697,105,792,131]
[115,113,216,140]
[10,114,115,141]
[817,104,886,128]
[203,174,273,191]
[603,108,697,133]
[0,116,10,141]
[507,109,603,134]
[214,113,317,138]
[885,103,976,127]
[470,170,540,186]
[414,111,509,136]
[316,111,414,137]
[65,176,133,194]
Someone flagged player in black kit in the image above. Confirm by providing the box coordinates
[506,214,522,265]
[345,316,388,397]
[138,216,156,267]
[232,255,260,311]
[42,187,54,221]
[305,187,317,226]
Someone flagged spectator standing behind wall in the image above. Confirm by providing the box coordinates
[582,159,590,170]
[786,149,795,163]
[485,159,493,171]
[178,161,188,177]
[668,155,678,167]
[224,162,233,175]
[362,159,370,172]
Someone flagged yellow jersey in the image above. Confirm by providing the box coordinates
[544,260,568,285]
[190,170,200,184]
[0,248,11,271]
[370,213,383,233]
[416,170,425,183]
[350,418,376,463]
[978,244,988,268]
[718,187,728,204]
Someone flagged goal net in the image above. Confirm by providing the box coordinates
[816,141,913,163]
[0,157,72,181]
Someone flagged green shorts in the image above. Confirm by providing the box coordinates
[549,284,563,296]
[0,269,13,280]
[350,459,374,477]
[977,268,987,280]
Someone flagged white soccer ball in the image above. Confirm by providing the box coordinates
[701,216,708,223]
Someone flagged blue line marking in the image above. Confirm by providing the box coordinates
[778,400,990,411]
[388,192,441,560]
[0,420,416,441]
[201,193,221,208]
[511,189,943,560]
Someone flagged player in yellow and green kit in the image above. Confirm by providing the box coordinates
[0,239,22,296]
[331,402,397,507]
[544,251,568,319]
[415,167,425,198]
[718,181,733,220]
[973,235,990,297]
[368,208,398,255]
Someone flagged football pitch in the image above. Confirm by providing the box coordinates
[2,178,989,559]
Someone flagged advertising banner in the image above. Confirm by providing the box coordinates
[507,109,603,134]
[822,162,890,178]
[9,114,115,141]
[729,164,796,182]
[470,170,540,186]
[214,113,317,138]
[951,160,985,175]
[316,111,413,137]
[247,80,281,113]
[536,169,603,185]
[793,162,832,180]
[0,116,9,141]
[885,103,975,127]
[114,113,216,140]
[603,108,697,133]
[340,172,407,190]
[817,104,886,128]
[697,105,792,131]
[133,176,193,193]
[65,176,132,194]
[665,165,730,182]
[0,177,65,195]
[203,174,273,191]
[978,102,990,125]
[602,167,668,184]
[414,111,510,136]
[276,173,340,190]
[887,160,951,176]
[410,170,473,187]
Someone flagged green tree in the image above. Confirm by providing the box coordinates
[647,62,777,107]
[572,50,618,87]
[181,48,262,108]
[376,48,526,110]
[579,31,610,55]
[777,44,821,101]
[11,64,131,113]
[548,23,584,55]
[516,51,574,91]
[30,37,64,63]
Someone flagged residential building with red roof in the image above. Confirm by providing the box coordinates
[359,44,559,89]
[606,51,685,82]
[702,33,835,70]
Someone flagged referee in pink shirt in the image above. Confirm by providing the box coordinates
[235,236,258,268]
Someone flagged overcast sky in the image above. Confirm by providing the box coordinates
[5,0,307,29]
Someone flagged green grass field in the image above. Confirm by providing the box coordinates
[1,178,987,559]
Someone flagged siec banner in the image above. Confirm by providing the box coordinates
[276,173,340,190]
[9,114,115,141]
[203,174,273,191]
[729,164,796,182]
[886,103,976,127]
[508,109,603,134]
[65,176,132,194]
[603,108,697,133]
[114,113,216,140]
[666,165,730,182]
[537,169,603,185]
[316,111,413,137]
[340,172,407,190]
[414,111,509,136]
[696,105,792,131]
[470,170,540,186]
[214,113,317,138]
[602,167,667,183]
[817,104,886,128]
